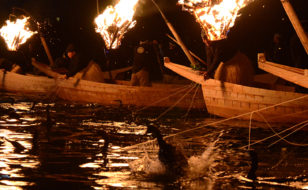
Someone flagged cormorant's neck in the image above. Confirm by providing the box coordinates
[155,134,166,147]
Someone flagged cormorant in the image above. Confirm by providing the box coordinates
[247,150,258,180]
[2,137,26,153]
[146,124,188,175]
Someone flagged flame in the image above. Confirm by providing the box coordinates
[94,0,140,49]
[0,16,37,51]
[178,0,251,41]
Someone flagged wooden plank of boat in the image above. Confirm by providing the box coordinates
[164,59,308,123]
[54,77,205,109]
[0,70,56,94]
[258,53,308,89]
[0,69,205,110]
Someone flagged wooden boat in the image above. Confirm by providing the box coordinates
[0,69,205,110]
[0,70,56,95]
[164,59,308,123]
[258,53,308,89]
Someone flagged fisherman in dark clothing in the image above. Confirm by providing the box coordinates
[0,57,14,71]
[265,33,289,66]
[131,40,158,86]
[201,30,236,79]
[53,43,84,78]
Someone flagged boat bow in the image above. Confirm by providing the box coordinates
[258,53,308,89]
[164,58,204,84]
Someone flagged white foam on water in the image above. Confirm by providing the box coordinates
[187,141,218,179]
[129,152,166,176]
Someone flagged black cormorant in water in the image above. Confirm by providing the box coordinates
[247,150,258,180]
[45,105,53,132]
[98,130,110,170]
[2,137,26,153]
[146,124,188,176]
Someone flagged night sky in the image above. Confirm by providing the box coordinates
[0,0,307,67]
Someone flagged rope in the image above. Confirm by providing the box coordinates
[240,120,308,149]
[155,83,199,120]
[45,79,63,102]
[257,112,308,146]
[121,94,308,151]
[182,130,223,142]
[268,122,308,147]
[135,83,195,113]
[246,111,308,148]
[248,112,253,150]
[183,84,201,120]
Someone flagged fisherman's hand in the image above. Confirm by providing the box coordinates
[57,74,67,79]
[203,71,210,80]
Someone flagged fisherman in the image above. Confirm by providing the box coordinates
[53,43,84,78]
[265,33,289,66]
[0,57,14,71]
[0,39,23,73]
[201,29,254,85]
[201,30,235,79]
[131,40,160,86]
[0,52,24,73]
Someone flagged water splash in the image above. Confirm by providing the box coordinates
[129,151,166,176]
[129,133,221,183]
[187,141,218,179]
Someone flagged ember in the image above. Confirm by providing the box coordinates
[178,0,252,41]
[0,16,37,51]
[94,0,140,49]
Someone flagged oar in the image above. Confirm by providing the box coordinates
[73,60,95,87]
[31,58,65,78]
[101,66,132,79]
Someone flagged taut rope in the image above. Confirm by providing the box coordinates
[121,94,308,151]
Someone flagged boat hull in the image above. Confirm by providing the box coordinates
[0,71,56,94]
[202,79,308,123]
[165,61,308,123]
[0,70,205,109]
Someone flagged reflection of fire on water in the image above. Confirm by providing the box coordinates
[178,0,251,41]
[94,0,140,49]
[0,16,37,51]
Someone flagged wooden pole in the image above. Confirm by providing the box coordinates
[281,0,308,54]
[40,36,55,67]
[166,34,207,65]
[96,0,100,15]
[151,0,198,68]
[11,7,55,66]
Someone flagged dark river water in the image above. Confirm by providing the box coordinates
[0,93,307,190]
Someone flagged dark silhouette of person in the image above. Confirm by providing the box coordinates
[265,33,289,66]
[131,40,160,86]
[53,43,85,77]
[201,30,237,79]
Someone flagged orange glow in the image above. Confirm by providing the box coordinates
[94,0,139,49]
[178,0,251,41]
[0,16,37,51]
